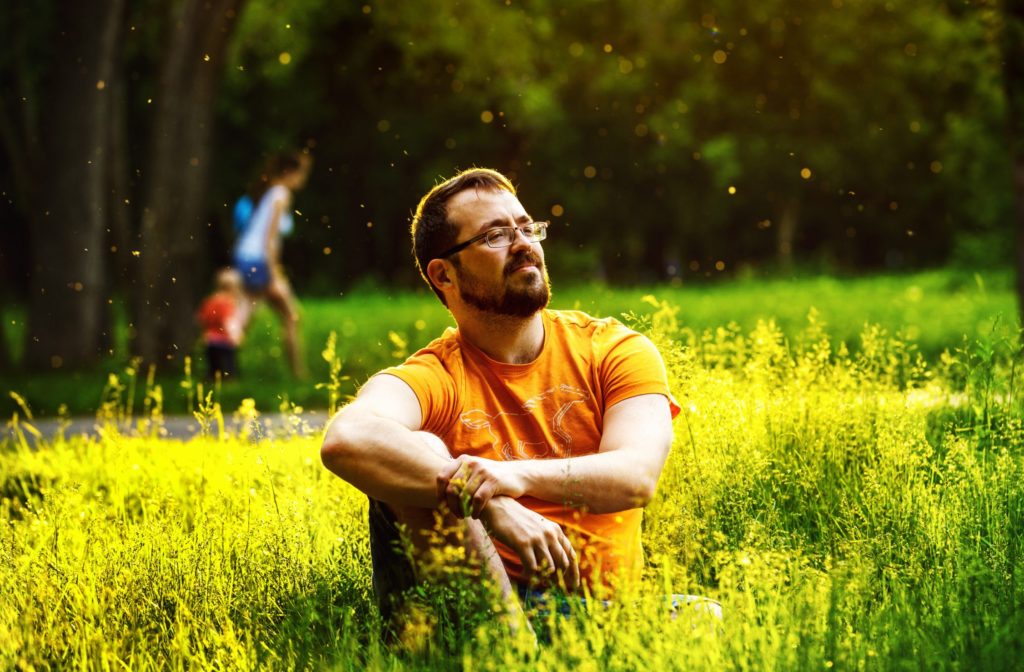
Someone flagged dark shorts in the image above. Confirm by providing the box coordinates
[368,498,521,643]
[205,342,237,379]
[236,259,270,292]
[368,498,418,627]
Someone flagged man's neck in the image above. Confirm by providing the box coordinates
[455,309,546,365]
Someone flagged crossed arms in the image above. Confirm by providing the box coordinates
[319,373,673,588]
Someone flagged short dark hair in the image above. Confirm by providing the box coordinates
[410,168,516,304]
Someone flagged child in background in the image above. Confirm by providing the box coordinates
[196,268,244,380]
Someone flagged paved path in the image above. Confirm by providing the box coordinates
[5,411,330,445]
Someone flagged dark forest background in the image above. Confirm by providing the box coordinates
[1,0,1023,373]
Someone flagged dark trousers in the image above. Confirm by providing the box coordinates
[368,498,418,630]
[205,342,237,380]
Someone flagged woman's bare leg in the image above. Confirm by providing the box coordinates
[266,276,307,378]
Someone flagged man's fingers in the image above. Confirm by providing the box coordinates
[531,542,555,583]
[446,483,466,518]
[471,482,496,519]
[560,534,580,591]
[520,546,538,579]
[549,538,570,578]
[435,459,462,505]
[544,525,572,576]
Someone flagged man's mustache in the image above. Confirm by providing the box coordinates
[504,251,545,277]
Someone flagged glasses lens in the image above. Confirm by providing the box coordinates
[486,228,515,247]
[481,223,548,248]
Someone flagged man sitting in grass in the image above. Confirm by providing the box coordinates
[320,168,679,633]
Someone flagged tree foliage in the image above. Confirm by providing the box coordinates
[210,0,1013,285]
[0,0,1019,369]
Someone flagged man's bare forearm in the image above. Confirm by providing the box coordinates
[438,448,666,516]
[320,408,447,508]
[439,395,674,516]
[516,450,664,512]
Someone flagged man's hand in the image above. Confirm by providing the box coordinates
[479,496,580,592]
[437,455,526,519]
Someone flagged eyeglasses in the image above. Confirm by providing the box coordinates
[437,221,549,258]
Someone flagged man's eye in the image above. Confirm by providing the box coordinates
[520,224,536,236]
[488,228,512,243]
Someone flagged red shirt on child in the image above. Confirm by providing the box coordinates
[197,292,238,346]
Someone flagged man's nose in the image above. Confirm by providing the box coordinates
[508,225,535,252]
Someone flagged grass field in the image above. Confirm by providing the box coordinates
[2,269,1020,417]
[2,271,1023,669]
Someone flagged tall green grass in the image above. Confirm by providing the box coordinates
[2,269,1019,416]
[2,294,1022,669]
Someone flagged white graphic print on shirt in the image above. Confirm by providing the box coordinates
[458,384,591,460]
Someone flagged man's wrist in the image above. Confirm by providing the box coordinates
[479,494,515,526]
[500,459,530,499]
[482,494,511,515]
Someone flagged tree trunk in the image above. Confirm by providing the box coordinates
[104,52,134,357]
[24,0,125,370]
[0,5,43,225]
[0,320,11,374]
[0,4,43,372]
[777,198,800,273]
[135,0,245,368]
[1004,0,1024,327]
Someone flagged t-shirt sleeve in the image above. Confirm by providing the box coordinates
[378,351,460,435]
[597,322,681,419]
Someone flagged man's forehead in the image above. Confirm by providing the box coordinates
[447,187,525,228]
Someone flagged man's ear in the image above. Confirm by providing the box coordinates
[426,258,454,294]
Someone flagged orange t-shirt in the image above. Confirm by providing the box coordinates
[382,309,680,590]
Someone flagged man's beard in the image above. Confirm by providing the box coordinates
[456,250,550,318]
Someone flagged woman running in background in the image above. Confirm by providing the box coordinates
[233,151,312,378]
